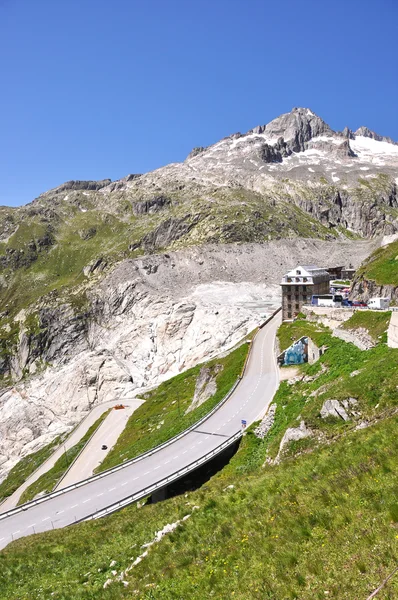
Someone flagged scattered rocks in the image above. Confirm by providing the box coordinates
[333,327,375,350]
[350,369,362,377]
[320,397,359,421]
[254,404,276,439]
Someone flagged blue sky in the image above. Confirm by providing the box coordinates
[0,0,397,207]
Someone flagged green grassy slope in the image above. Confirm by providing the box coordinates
[0,435,67,503]
[97,342,250,472]
[340,310,392,343]
[1,320,398,599]
[355,238,398,286]
[18,410,110,505]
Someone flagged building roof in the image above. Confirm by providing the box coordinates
[284,265,329,277]
[281,264,330,286]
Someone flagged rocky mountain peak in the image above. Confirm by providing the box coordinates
[251,107,332,147]
[354,126,397,145]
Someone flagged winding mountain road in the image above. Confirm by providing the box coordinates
[0,311,281,550]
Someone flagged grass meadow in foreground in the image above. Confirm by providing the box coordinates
[1,321,397,599]
[0,414,397,599]
[18,410,110,505]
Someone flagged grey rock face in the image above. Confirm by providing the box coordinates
[186,147,207,160]
[186,364,222,413]
[276,420,312,461]
[254,403,276,439]
[83,257,107,277]
[132,196,171,216]
[354,126,397,145]
[252,107,332,151]
[53,180,112,193]
[333,327,375,351]
[141,215,201,250]
[320,397,358,421]
[320,399,349,421]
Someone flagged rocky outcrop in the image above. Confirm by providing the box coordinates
[320,397,358,421]
[354,126,397,146]
[187,147,207,160]
[275,420,312,462]
[186,364,222,413]
[132,196,171,216]
[251,107,332,150]
[333,327,375,351]
[52,180,112,193]
[141,215,202,250]
[254,403,276,439]
[350,276,398,304]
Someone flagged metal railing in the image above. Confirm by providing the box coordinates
[0,376,242,521]
[77,430,243,523]
[0,308,281,524]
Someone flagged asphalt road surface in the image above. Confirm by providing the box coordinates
[56,403,141,489]
[0,312,280,550]
[0,399,143,513]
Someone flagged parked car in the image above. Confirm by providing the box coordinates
[352,301,367,308]
[101,444,108,450]
[342,299,353,307]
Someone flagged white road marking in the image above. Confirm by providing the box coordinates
[71,504,78,509]
[121,481,128,486]
[42,517,51,522]
[108,487,116,492]
[97,493,104,497]
[82,499,90,504]
[12,530,20,535]
[57,510,64,514]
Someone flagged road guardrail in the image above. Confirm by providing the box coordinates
[0,308,281,523]
[78,430,243,523]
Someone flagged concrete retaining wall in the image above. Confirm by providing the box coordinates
[388,312,398,348]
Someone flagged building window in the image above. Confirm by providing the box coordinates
[295,303,299,310]
[296,270,301,275]
[287,312,292,318]
[287,294,291,300]
[288,303,291,309]
[303,285,306,292]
